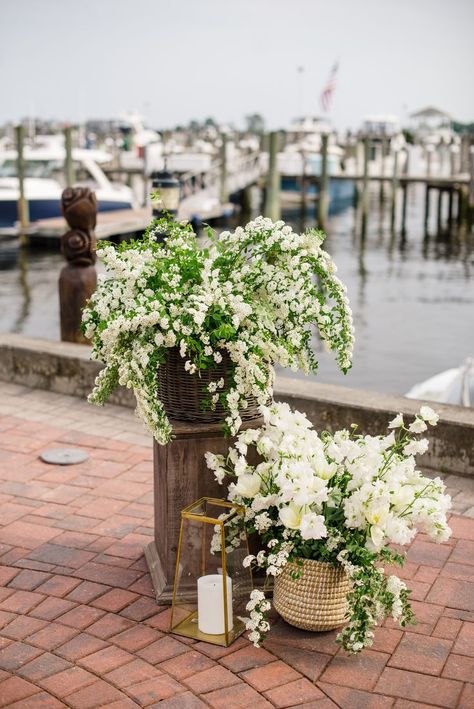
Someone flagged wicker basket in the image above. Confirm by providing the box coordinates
[273,558,350,632]
[157,347,262,423]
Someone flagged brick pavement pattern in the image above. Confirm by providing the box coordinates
[0,383,473,707]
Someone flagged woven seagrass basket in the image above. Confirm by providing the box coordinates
[157,347,262,423]
[273,558,350,631]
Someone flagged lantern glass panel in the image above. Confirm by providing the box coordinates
[152,185,180,212]
[170,497,252,646]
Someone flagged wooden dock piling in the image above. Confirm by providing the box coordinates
[361,136,369,231]
[263,131,281,221]
[142,143,149,207]
[219,133,228,204]
[379,136,387,203]
[448,188,454,225]
[390,149,399,232]
[318,133,329,229]
[401,149,410,237]
[300,150,307,207]
[437,189,443,232]
[239,184,253,221]
[15,124,29,238]
[469,148,474,225]
[424,147,433,230]
[353,140,363,207]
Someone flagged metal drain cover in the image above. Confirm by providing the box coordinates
[40,448,89,465]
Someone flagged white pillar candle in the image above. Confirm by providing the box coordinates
[197,574,233,635]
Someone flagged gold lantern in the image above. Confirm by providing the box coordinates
[169,497,253,647]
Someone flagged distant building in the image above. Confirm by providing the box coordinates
[408,107,452,141]
[361,114,401,138]
[287,116,333,138]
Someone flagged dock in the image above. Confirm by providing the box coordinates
[0,208,152,243]
[1,133,472,243]
[0,201,238,243]
[35,207,152,240]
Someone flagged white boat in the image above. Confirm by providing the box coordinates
[0,143,135,229]
[408,107,455,146]
[276,118,354,210]
[165,139,214,174]
[346,115,406,178]
[115,112,163,171]
[406,358,474,407]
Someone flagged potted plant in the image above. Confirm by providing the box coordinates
[205,401,452,653]
[83,216,354,444]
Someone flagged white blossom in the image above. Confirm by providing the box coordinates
[84,217,354,445]
[205,403,451,652]
[388,413,404,429]
[419,406,439,425]
[408,418,427,434]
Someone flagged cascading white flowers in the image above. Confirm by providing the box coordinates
[205,402,451,653]
[83,217,354,444]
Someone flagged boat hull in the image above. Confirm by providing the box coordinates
[0,198,133,228]
[280,177,355,214]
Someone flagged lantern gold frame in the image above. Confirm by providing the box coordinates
[169,497,252,647]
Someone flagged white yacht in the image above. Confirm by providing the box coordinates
[0,142,135,229]
[406,358,474,407]
[164,138,214,174]
[115,112,163,171]
[277,117,354,210]
[348,115,406,178]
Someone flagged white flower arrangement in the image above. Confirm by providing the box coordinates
[205,402,451,653]
[83,217,354,444]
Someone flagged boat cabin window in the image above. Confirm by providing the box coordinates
[0,159,59,179]
[0,159,100,189]
[73,162,100,189]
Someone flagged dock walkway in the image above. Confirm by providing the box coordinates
[0,382,473,708]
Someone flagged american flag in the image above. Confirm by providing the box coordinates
[320,62,339,113]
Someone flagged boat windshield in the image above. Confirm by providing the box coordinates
[0,159,61,179]
[0,159,100,188]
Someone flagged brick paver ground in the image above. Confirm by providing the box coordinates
[0,382,473,707]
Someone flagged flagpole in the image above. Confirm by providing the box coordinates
[297,66,304,118]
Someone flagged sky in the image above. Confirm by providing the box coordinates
[1,0,473,132]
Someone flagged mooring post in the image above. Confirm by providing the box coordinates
[390,149,399,232]
[263,130,281,221]
[437,189,443,233]
[15,124,29,241]
[59,187,97,343]
[457,186,467,226]
[361,136,369,232]
[379,136,387,203]
[469,147,474,226]
[219,133,228,205]
[424,146,433,230]
[353,140,362,207]
[64,125,75,188]
[448,188,454,226]
[301,150,307,207]
[400,149,410,237]
[142,143,149,207]
[239,184,253,222]
[318,133,329,229]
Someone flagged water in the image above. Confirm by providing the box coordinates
[1,186,472,396]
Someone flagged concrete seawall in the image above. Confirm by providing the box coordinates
[0,333,473,477]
